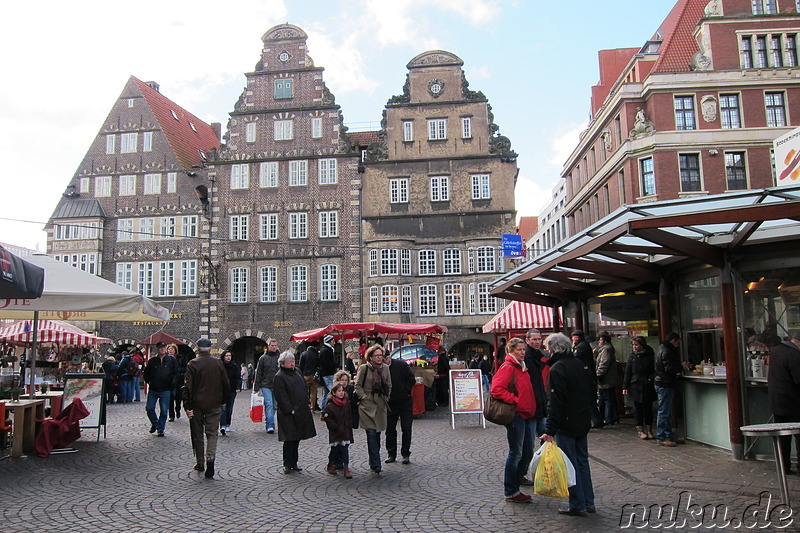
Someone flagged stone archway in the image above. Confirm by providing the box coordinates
[221,330,270,367]
[448,338,494,365]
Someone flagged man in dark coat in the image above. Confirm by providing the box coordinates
[170,347,188,421]
[254,338,280,433]
[143,342,177,437]
[183,338,229,478]
[654,332,683,447]
[768,331,800,474]
[318,335,338,410]
[384,354,416,464]
[521,328,549,484]
[298,343,320,411]
[273,352,316,474]
[572,330,602,429]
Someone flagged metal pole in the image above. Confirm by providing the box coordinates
[27,311,39,398]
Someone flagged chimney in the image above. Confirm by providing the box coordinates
[145,81,160,93]
[211,122,222,140]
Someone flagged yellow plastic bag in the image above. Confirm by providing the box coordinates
[533,441,570,499]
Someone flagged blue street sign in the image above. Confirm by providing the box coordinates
[502,234,524,257]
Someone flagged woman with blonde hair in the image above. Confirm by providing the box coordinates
[355,344,391,474]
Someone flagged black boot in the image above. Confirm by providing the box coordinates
[205,460,215,478]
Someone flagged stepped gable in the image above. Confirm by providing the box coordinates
[132,76,220,169]
[652,0,705,73]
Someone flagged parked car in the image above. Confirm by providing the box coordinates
[389,344,437,365]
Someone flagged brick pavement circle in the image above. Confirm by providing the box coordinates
[1,391,798,532]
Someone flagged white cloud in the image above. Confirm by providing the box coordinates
[514,175,553,220]
[467,64,492,80]
[547,122,589,171]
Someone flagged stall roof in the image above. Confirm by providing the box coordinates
[490,186,800,305]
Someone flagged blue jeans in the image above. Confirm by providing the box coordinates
[655,385,676,441]
[320,375,335,410]
[132,376,141,401]
[482,375,490,394]
[261,387,275,430]
[220,390,237,428]
[120,379,134,403]
[145,389,171,432]
[504,414,536,497]
[598,388,618,424]
[365,428,382,469]
[329,444,350,467]
[555,433,595,512]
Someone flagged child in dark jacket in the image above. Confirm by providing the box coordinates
[323,383,354,479]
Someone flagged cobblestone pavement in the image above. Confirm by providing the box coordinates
[1,392,797,532]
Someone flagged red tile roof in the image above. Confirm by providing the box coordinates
[517,216,538,243]
[652,0,705,73]
[348,130,381,146]
[132,76,221,169]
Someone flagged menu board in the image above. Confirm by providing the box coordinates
[63,373,105,430]
[449,369,484,413]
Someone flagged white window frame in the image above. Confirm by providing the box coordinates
[181,216,198,238]
[79,177,90,193]
[230,267,248,303]
[230,215,249,241]
[471,174,490,199]
[430,176,450,202]
[160,217,176,239]
[117,218,134,241]
[274,119,294,141]
[138,262,154,297]
[752,0,777,14]
[400,249,411,276]
[765,91,787,127]
[720,94,742,129]
[144,173,161,195]
[140,218,155,240]
[116,263,133,290]
[231,164,250,189]
[419,285,437,316]
[468,247,475,274]
[289,160,307,186]
[119,175,136,196]
[380,249,398,276]
[143,131,153,152]
[166,172,177,193]
[369,250,378,277]
[478,282,497,314]
[260,266,278,303]
[95,176,111,197]
[120,132,138,153]
[260,213,279,240]
[674,95,696,130]
[461,117,472,139]
[246,122,256,143]
[180,260,197,296]
[444,283,463,315]
[312,117,323,139]
[319,158,338,185]
[443,248,462,275]
[106,135,115,154]
[290,265,307,302]
[369,286,379,314]
[427,118,447,140]
[418,250,437,276]
[259,162,278,188]
[640,157,656,196]
[289,212,308,239]
[381,285,399,313]
[403,120,413,142]
[319,210,338,238]
[401,285,412,313]
[320,264,339,301]
[158,261,175,297]
[476,246,496,273]
[390,178,408,203]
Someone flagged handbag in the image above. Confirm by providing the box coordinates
[249,391,264,423]
[483,364,516,425]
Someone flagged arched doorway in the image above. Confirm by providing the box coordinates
[227,336,268,368]
[448,339,494,365]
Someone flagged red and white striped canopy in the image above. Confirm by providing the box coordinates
[0,319,112,346]
[482,301,560,333]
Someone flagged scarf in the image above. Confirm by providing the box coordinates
[331,395,347,407]
[369,360,384,393]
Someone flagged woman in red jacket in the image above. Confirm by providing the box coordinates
[490,337,536,503]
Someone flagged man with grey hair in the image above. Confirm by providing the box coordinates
[184,338,229,478]
[254,338,280,433]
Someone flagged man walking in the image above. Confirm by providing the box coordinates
[184,337,229,478]
[143,341,177,437]
[170,346,188,421]
[298,342,320,411]
[319,335,338,410]
[254,338,280,434]
[768,331,800,474]
[384,353,415,465]
[654,332,683,447]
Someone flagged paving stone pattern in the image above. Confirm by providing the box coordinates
[1,393,797,532]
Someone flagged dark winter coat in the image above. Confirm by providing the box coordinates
[324,396,354,444]
[544,351,594,438]
[573,338,596,382]
[223,359,241,390]
[116,354,133,380]
[143,354,178,392]
[254,350,280,389]
[623,346,656,403]
[184,354,229,411]
[768,340,800,418]
[173,353,188,388]
[655,341,682,388]
[273,366,316,442]
[298,346,319,377]
[387,357,415,409]
[319,343,337,377]
[595,343,620,389]
[524,345,549,419]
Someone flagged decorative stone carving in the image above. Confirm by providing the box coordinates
[629,107,655,139]
[427,78,444,98]
[701,95,717,123]
[406,50,463,69]
[261,25,307,42]
[601,128,613,153]
[322,84,336,105]
[704,0,722,16]
[691,30,713,71]
[462,72,486,101]
[489,135,518,163]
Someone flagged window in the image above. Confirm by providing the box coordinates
[95,176,111,197]
[260,266,277,303]
[143,131,153,152]
[478,282,497,314]
[180,260,197,296]
[468,247,475,273]
[640,157,656,196]
[765,92,787,127]
[138,262,154,297]
[319,211,338,238]
[430,176,449,202]
[181,216,197,238]
[752,0,777,14]
[319,158,337,184]
[160,217,176,238]
[403,121,413,142]
[418,250,436,276]
[674,96,696,130]
[106,135,115,154]
[468,283,476,315]
[275,78,293,99]
[119,175,136,196]
[290,265,307,301]
[720,94,741,129]
[400,249,411,276]
[369,286,379,314]
[471,174,490,199]
[79,178,90,193]
[679,154,702,192]
[246,122,256,143]
[787,35,799,67]
[289,160,307,186]
[741,36,754,68]
[725,152,748,190]
[401,285,412,313]
[158,261,175,297]
[274,120,293,140]
[444,283,462,315]
[230,267,248,303]
[443,249,461,275]
[419,285,437,316]
[390,178,408,203]
[380,249,398,276]
[369,250,378,277]
[289,212,308,239]
[230,215,249,241]
[260,213,279,240]
[231,164,250,189]
[462,117,472,139]
[120,132,138,153]
[381,286,399,313]
[167,172,177,193]
[53,222,101,241]
[259,162,278,188]
[127,98,135,108]
[476,246,496,273]
[312,117,322,139]
[117,219,134,241]
[756,36,769,67]
[320,264,338,301]
[427,118,447,140]
[116,263,133,290]
[144,173,161,195]
[140,218,155,240]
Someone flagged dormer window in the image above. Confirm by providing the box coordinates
[170,109,179,121]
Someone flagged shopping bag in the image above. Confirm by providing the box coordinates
[249,391,264,423]
[532,443,577,487]
[533,441,570,498]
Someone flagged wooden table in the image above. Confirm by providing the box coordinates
[740,422,800,508]
[33,391,64,418]
[5,399,45,457]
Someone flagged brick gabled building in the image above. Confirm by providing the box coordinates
[564,0,800,236]
[46,76,220,349]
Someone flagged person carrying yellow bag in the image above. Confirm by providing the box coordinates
[533,441,573,498]
[540,333,597,517]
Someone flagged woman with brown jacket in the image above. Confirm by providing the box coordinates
[355,344,391,474]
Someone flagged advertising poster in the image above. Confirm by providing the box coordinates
[63,373,105,429]
[449,369,484,413]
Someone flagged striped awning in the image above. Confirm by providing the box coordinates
[482,301,559,333]
[0,319,111,346]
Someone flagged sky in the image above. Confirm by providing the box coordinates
[0,0,679,251]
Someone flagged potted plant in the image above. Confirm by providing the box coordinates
[10,386,21,402]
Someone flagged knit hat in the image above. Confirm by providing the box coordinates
[324,334,334,344]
